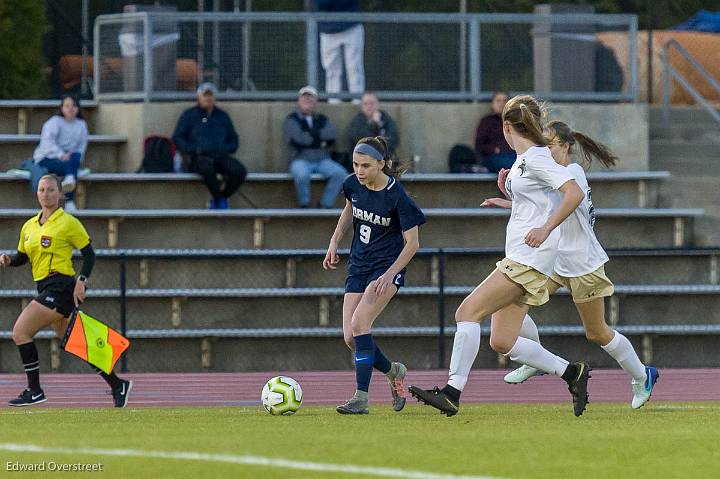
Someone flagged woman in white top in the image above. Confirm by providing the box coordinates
[491,121,659,409]
[409,97,591,417]
[33,95,89,212]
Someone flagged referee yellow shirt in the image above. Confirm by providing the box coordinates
[17,208,91,281]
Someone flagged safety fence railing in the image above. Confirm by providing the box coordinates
[94,12,638,102]
[2,247,718,372]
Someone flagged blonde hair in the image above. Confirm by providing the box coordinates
[546,120,617,169]
[501,95,549,146]
[38,174,65,207]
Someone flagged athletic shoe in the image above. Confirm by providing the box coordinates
[61,174,76,193]
[566,361,591,417]
[336,392,369,415]
[408,386,459,417]
[504,365,546,384]
[112,379,132,408]
[64,200,78,213]
[9,388,47,407]
[631,366,659,409]
[386,362,407,412]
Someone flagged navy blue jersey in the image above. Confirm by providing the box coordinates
[343,175,426,274]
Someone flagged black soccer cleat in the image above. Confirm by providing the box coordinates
[567,361,591,417]
[112,379,133,408]
[409,386,459,417]
[9,388,47,407]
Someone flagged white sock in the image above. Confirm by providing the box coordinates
[601,330,646,381]
[447,322,481,391]
[506,337,569,376]
[519,314,541,343]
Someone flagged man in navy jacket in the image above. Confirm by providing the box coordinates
[173,82,247,209]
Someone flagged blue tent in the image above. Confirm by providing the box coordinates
[673,10,720,33]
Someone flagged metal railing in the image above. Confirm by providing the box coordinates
[662,39,720,129]
[94,11,638,102]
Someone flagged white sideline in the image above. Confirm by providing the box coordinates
[0,443,504,479]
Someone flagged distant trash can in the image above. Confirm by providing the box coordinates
[119,4,179,93]
[533,3,596,93]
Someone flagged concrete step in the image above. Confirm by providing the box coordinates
[649,105,720,125]
[1,248,716,289]
[0,172,668,209]
[0,135,126,173]
[649,140,720,167]
[0,208,704,249]
[0,100,98,134]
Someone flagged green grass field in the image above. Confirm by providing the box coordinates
[1,403,718,479]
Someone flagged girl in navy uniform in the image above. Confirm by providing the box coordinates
[323,136,425,414]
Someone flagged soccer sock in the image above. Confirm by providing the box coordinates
[94,367,123,389]
[601,330,647,381]
[447,321,481,392]
[354,334,376,393]
[18,342,41,391]
[373,343,392,375]
[519,314,541,343]
[506,337,569,377]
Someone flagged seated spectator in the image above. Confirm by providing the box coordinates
[475,91,516,173]
[32,95,88,212]
[283,86,347,208]
[346,92,399,157]
[172,82,247,209]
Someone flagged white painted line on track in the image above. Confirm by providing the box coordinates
[0,443,505,479]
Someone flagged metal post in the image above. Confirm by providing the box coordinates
[469,19,480,100]
[143,14,153,102]
[93,19,101,97]
[242,0,252,90]
[438,249,446,369]
[306,15,319,88]
[212,0,221,85]
[629,14,639,102]
[459,0,467,93]
[120,254,128,373]
[198,0,205,84]
[81,0,89,97]
[663,43,671,130]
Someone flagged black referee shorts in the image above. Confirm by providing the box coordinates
[35,274,76,318]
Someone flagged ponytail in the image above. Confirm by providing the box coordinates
[502,95,549,146]
[546,120,617,169]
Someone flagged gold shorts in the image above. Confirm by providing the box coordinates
[550,265,615,303]
[496,258,550,306]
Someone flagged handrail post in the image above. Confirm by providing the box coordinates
[305,14,318,89]
[120,253,128,373]
[438,248,446,368]
[662,41,671,131]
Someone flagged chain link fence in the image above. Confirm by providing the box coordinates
[94,11,638,101]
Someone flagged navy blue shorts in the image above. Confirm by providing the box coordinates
[345,267,406,294]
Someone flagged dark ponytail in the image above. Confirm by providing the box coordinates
[546,120,617,169]
[356,136,398,177]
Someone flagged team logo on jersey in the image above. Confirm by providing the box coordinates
[352,206,391,227]
[518,158,527,176]
[40,236,52,248]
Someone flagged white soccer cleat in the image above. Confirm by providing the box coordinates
[504,365,546,384]
[631,366,659,409]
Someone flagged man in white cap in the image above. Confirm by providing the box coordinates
[283,86,347,208]
[173,82,247,209]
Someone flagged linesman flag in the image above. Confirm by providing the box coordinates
[62,310,130,374]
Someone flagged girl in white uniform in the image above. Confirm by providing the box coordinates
[410,97,592,417]
[489,121,659,409]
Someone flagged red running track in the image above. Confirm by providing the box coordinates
[0,369,717,409]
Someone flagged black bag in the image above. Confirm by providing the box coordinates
[448,144,479,173]
[138,136,175,173]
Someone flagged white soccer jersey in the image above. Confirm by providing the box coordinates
[554,163,609,276]
[504,146,574,276]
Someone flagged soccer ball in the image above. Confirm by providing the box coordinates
[261,376,303,415]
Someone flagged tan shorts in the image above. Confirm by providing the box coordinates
[550,265,615,303]
[496,258,550,306]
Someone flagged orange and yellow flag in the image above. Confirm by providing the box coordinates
[62,311,130,374]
